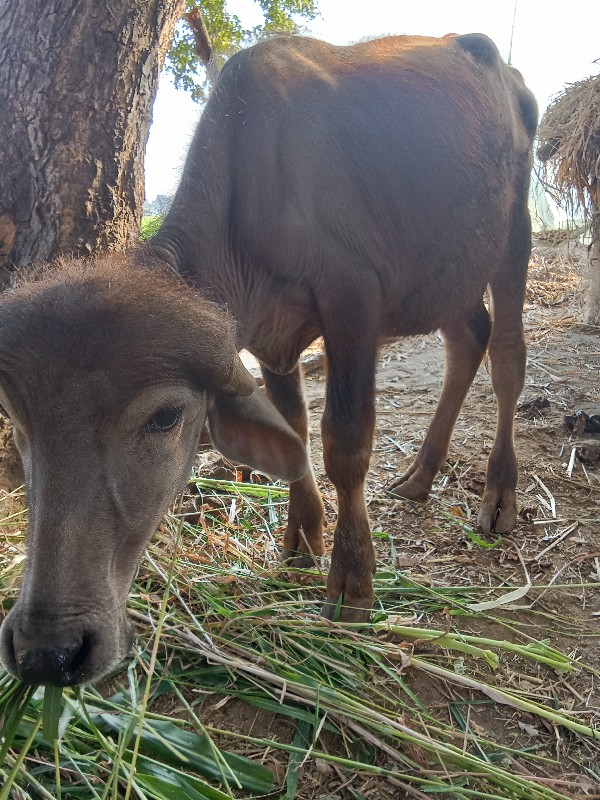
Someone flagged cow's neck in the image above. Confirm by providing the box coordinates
[149,218,317,370]
[151,206,232,295]
[149,213,261,351]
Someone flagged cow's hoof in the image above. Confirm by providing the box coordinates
[281,549,319,570]
[478,489,517,533]
[321,596,373,623]
[387,477,430,502]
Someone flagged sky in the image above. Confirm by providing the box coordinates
[144,0,600,201]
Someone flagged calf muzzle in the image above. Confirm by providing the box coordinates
[0,607,133,686]
[15,642,90,686]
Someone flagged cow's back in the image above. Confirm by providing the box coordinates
[169,34,536,342]
[203,34,536,335]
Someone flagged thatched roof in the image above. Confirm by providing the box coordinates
[537,73,600,212]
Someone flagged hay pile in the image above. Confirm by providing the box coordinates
[537,73,600,212]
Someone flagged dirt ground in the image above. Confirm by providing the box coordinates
[0,241,598,796]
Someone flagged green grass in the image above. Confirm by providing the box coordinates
[140,215,164,241]
[0,478,599,799]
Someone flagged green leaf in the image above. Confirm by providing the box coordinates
[283,718,312,799]
[42,685,63,740]
[97,715,274,794]
[136,757,231,800]
[0,682,39,764]
[232,691,316,725]
[462,527,503,549]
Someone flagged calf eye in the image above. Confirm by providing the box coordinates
[146,407,182,433]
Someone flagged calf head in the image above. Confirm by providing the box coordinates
[0,257,307,686]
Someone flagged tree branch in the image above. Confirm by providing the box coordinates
[184,6,220,86]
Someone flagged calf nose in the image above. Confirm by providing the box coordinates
[16,639,90,686]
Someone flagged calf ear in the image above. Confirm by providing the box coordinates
[207,390,308,482]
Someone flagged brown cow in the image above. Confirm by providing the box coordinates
[0,33,536,686]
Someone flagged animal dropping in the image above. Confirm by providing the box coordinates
[0,32,536,685]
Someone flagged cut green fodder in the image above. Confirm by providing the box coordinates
[1,477,599,799]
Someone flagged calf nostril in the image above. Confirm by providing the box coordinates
[69,634,92,675]
[0,624,17,674]
[16,637,92,686]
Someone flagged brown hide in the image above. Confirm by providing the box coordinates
[0,33,536,684]
[154,34,536,618]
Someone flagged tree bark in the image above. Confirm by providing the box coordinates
[0,0,184,279]
[583,208,600,325]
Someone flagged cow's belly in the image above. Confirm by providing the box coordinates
[381,272,490,337]
[242,298,320,375]
[376,226,504,336]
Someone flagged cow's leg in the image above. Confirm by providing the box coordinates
[390,301,491,500]
[261,364,326,567]
[477,208,530,533]
[478,277,527,533]
[319,317,378,622]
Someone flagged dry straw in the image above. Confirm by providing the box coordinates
[537,73,600,212]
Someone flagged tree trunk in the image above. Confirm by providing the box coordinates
[583,208,600,325]
[0,0,184,280]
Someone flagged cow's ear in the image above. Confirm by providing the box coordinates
[207,390,308,482]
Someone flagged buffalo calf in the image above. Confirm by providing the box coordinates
[0,259,307,685]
